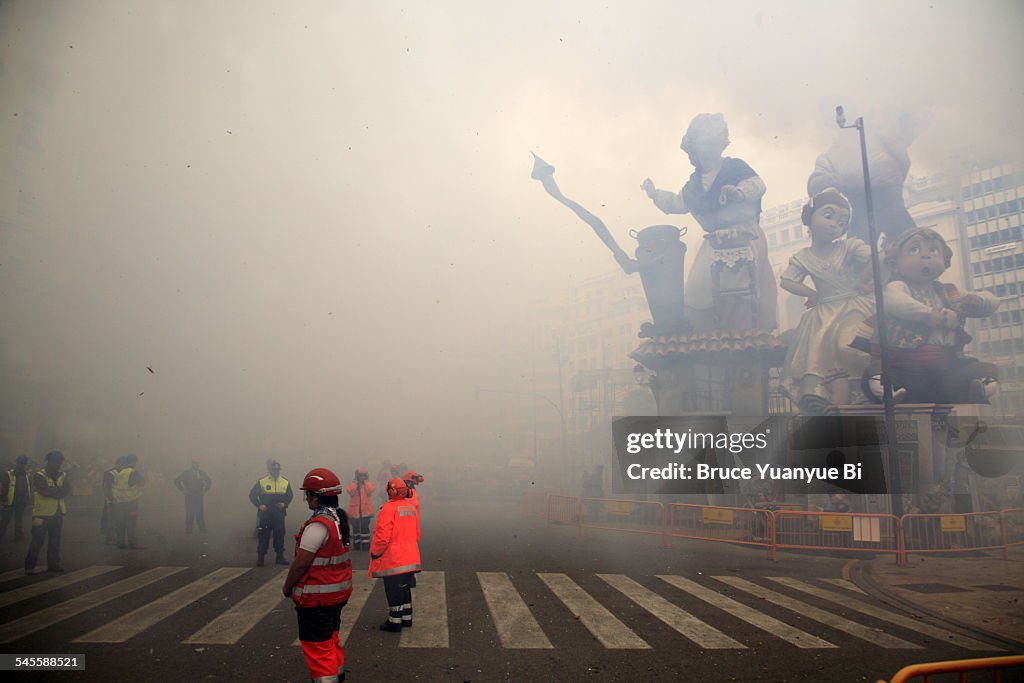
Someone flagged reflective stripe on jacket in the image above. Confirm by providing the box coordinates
[292,513,353,608]
[346,480,376,518]
[110,467,142,503]
[31,471,67,517]
[368,498,420,578]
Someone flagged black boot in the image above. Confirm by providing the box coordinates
[275,553,288,566]
[379,621,402,632]
[256,554,265,567]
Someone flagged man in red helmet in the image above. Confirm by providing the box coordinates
[370,478,420,632]
[346,468,375,551]
[283,468,353,683]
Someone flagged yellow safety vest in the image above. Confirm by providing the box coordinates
[111,467,143,503]
[31,471,67,517]
[7,470,33,505]
[258,475,290,495]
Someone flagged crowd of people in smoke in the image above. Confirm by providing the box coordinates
[1,450,427,682]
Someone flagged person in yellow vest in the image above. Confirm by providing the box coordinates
[249,458,293,566]
[1,455,33,542]
[24,450,71,575]
[110,454,144,549]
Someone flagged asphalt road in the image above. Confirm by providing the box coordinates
[0,497,1011,682]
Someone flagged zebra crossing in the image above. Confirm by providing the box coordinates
[0,565,1003,653]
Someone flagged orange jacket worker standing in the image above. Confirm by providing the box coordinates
[369,478,420,631]
[346,469,375,551]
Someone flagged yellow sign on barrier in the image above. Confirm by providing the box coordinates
[608,502,635,516]
[702,508,734,525]
[940,515,967,532]
[821,515,853,532]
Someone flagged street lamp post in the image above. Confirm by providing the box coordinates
[475,388,568,466]
[836,105,904,518]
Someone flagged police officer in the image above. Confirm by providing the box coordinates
[250,458,293,566]
[1,455,33,541]
[24,451,70,575]
[110,454,144,549]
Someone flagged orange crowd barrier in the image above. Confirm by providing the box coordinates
[580,497,667,546]
[902,512,1008,562]
[521,492,549,518]
[774,510,901,561]
[878,654,1024,683]
[546,495,580,530]
[524,494,1023,564]
[1001,507,1024,548]
[666,503,774,558]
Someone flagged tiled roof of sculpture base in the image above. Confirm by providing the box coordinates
[630,330,787,362]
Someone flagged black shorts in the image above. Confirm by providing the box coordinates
[296,602,346,642]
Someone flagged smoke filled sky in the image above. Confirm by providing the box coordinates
[1,1,1022,465]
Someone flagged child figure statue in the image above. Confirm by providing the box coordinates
[642,113,777,333]
[862,227,999,404]
[780,189,875,413]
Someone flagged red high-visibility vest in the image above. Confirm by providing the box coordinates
[292,512,352,608]
[368,498,420,578]
[346,480,376,518]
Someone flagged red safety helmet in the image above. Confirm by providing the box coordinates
[403,471,424,484]
[300,467,342,493]
[386,478,408,500]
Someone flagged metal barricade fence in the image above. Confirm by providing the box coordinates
[667,504,774,559]
[521,492,549,518]
[546,495,580,530]
[879,654,1024,683]
[580,497,667,546]
[1001,507,1024,548]
[902,512,1008,561]
[774,511,901,561]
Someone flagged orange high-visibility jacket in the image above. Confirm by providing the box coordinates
[346,480,376,518]
[292,512,353,608]
[368,498,420,578]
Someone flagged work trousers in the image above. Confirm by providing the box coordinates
[113,500,140,547]
[383,573,413,627]
[296,602,345,682]
[351,516,372,550]
[257,513,285,557]
[0,500,29,540]
[25,515,63,571]
[184,494,206,532]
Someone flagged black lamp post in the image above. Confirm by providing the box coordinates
[632,363,662,415]
[836,105,904,518]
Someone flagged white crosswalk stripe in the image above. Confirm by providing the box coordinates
[0,568,28,584]
[0,566,121,609]
[478,571,552,649]
[766,577,1000,652]
[820,578,867,594]
[599,574,744,648]
[0,566,186,644]
[0,565,997,654]
[714,576,922,649]
[401,571,448,648]
[186,569,288,645]
[538,572,650,649]
[657,575,835,649]
[74,567,249,643]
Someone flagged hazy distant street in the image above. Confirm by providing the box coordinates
[0,497,1012,682]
